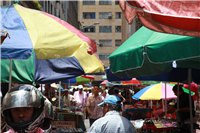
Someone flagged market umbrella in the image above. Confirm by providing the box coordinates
[109,26,200,78]
[132,83,194,100]
[1,29,10,44]
[132,83,176,100]
[119,0,200,37]
[1,4,97,60]
[121,78,141,85]
[100,80,108,86]
[1,51,104,84]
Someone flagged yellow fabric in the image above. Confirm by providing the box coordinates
[15,4,89,59]
[140,83,161,100]
[75,48,104,74]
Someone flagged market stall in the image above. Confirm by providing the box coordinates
[51,108,86,132]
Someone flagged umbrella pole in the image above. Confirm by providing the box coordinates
[59,81,61,109]
[165,82,167,118]
[188,68,194,132]
[9,60,13,90]
[177,83,179,110]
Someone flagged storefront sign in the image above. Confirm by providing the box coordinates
[51,121,75,128]
[14,0,20,4]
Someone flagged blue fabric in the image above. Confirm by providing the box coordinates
[1,5,33,59]
[61,78,77,85]
[35,54,85,84]
[89,111,136,133]
[137,68,200,84]
[132,84,156,100]
[106,67,131,81]
[98,95,122,107]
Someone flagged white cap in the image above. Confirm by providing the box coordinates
[78,85,83,89]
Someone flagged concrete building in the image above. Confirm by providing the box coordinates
[78,0,122,81]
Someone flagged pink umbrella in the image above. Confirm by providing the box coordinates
[119,0,200,37]
[100,80,108,86]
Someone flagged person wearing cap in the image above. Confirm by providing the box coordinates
[73,85,88,107]
[62,89,77,107]
[88,95,136,133]
[86,84,104,126]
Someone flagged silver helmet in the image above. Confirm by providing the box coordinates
[2,84,53,132]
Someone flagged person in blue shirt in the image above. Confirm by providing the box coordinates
[88,95,136,133]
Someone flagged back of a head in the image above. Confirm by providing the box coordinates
[113,87,119,95]
[2,84,53,133]
[173,85,183,92]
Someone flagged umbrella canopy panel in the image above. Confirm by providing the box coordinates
[1,51,104,84]
[1,4,97,60]
[109,26,200,78]
[120,0,200,37]
[132,83,177,100]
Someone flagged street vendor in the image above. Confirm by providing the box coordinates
[160,85,196,122]
[62,89,77,107]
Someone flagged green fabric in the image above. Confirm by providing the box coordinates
[109,26,200,78]
[1,52,34,83]
[75,76,91,84]
[141,81,160,85]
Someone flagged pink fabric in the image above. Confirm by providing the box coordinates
[161,83,177,99]
[73,91,87,106]
[183,83,198,101]
[100,80,108,86]
[4,128,44,133]
[120,0,200,37]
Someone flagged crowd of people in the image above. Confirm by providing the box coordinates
[1,82,199,133]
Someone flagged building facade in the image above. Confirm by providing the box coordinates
[78,0,122,81]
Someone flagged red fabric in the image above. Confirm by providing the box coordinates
[183,83,198,101]
[81,75,95,79]
[120,0,200,37]
[121,78,141,85]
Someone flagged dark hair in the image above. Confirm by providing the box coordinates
[173,85,183,92]
[103,102,121,112]
[94,84,99,88]
[113,87,119,94]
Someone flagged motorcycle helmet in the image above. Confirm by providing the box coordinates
[2,84,53,133]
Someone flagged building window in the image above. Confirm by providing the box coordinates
[99,40,112,47]
[55,8,60,18]
[99,26,112,32]
[99,12,112,19]
[115,40,122,46]
[99,53,111,60]
[115,1,119,5]
[82,26,95,32]
[83,12,95,19]
[115,12,121,19]
[115,26,121,32]
[83,1,95,5]
[99,1,112,5]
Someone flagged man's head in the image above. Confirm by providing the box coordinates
[113,87,120,95]
[62,89,69,96]
[98,95,122,116]
[93,84,100,95]
[172,85,183,96]
[2,84,53,133]
[78,85,83,93]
